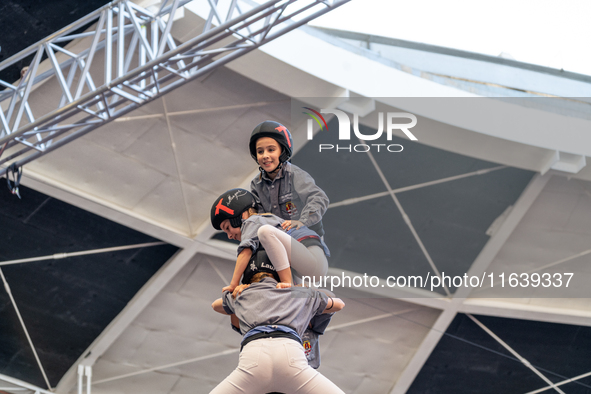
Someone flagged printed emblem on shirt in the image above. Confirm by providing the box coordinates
[285,201,297,216]
[278,192,293,203]
[303,340,312,358]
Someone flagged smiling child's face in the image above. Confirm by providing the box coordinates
[255,137,282,172]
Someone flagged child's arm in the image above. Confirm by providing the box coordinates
[223,248,253,293]
[291,166,329,229]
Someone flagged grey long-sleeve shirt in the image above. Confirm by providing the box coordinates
[250,162,329,236]
[222,277,328,339]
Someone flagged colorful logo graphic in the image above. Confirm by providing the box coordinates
[301,105,417,153]
[214,198,234,216]
[303,340,312,357]
[302,107,329,132]
[285,201,297,216]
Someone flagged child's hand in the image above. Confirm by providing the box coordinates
[276,282,292,289]
[222,283,237,293]
[281,220,304,230]
[232,284,250,298]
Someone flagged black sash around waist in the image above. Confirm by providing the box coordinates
[240,330,301,352]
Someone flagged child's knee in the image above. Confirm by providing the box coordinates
[257,224,274,240]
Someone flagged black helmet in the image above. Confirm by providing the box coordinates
[249,121,293,163]
[242,248,280,284]
[210,188,257,230]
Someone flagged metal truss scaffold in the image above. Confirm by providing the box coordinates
[0,0,350,177]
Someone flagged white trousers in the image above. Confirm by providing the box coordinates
[209,338,344,394]
[257,225,328,281]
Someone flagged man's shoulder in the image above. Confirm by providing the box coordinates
[246,278,279,293]
[287,285,326,299]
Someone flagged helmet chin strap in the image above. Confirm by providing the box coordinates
[259,162,283,176]
[229,216,243,228]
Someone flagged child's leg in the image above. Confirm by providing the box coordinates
[257,225,291,271]
[257,225,328,281]
[302,245,328,277]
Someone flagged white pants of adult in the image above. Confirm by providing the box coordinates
[209,338,345,394]
[257,225,328,282]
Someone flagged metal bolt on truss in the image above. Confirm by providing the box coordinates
[0,0,351,177]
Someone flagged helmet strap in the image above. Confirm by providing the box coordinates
[229,216,243,228]
[260,162,282,177]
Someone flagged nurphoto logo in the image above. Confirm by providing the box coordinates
[303,107,418,153]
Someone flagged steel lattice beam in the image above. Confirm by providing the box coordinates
[0,0,351,176]
[0,372,54,394]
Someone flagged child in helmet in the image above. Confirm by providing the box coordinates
[211,188,329,292]
[248,121,329,238]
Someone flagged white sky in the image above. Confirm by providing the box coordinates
[310,0,591,76]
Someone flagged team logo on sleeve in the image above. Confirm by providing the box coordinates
[285,201,297,215]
